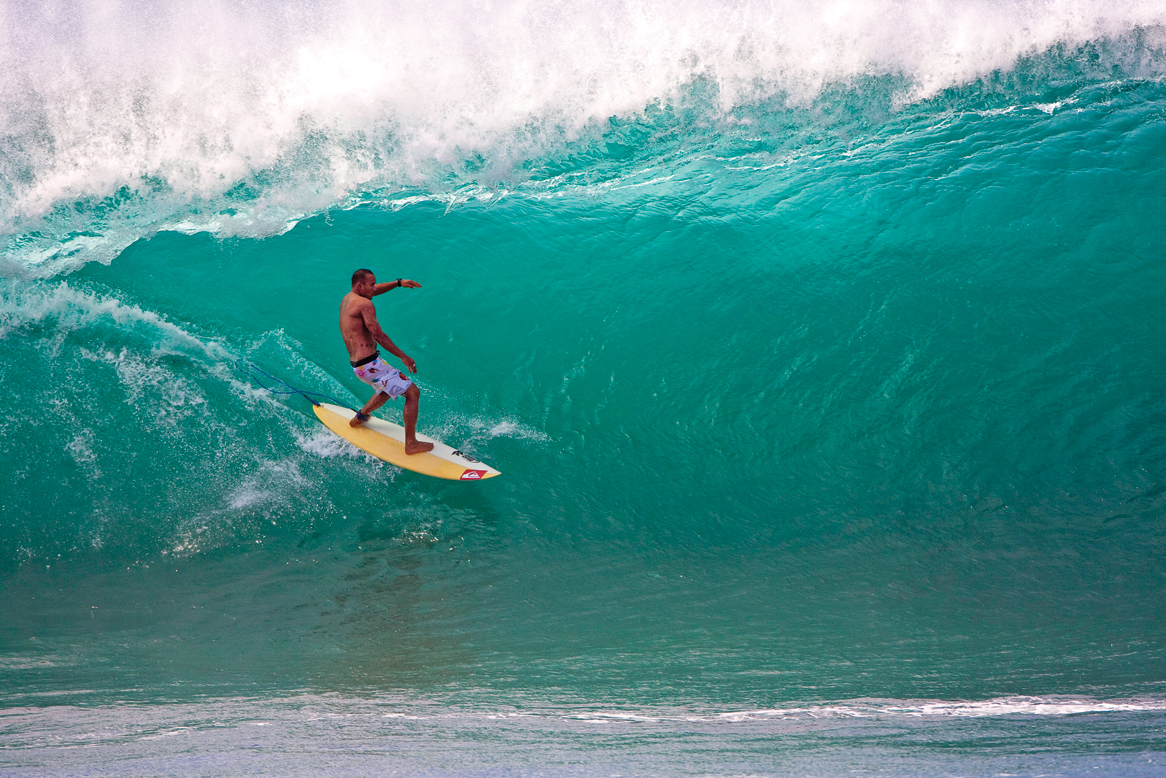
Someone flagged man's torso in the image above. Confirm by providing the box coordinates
[339,292,377,362]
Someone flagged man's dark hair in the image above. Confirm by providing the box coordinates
[351,268,374,287]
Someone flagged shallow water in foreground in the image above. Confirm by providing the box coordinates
[5,696,1166,776]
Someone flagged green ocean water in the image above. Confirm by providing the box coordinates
[3,2,1166,774]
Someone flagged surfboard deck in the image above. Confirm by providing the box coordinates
[312,402,500,481]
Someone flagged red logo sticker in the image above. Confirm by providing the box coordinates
[460,469,486,480]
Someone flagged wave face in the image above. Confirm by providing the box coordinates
[3,0,1166,772]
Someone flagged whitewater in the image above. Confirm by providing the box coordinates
[3,0,1166,775]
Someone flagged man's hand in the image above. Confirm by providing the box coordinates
[399,279,422,289]
[402,355,418,374]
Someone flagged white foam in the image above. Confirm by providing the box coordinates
[227,459,308,509]
[711,696,1166,721]
[0,279,228,362]
[431,414,550,446]
[886,696,1166,717]
[65,430,96,464]
[293,426,370,460]
[227,485,273,511]
[2,0,1163,272]
[478,419,550,442]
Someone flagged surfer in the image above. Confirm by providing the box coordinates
[340,269,434,454]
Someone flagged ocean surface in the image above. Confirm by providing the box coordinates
[3,1,1166,774]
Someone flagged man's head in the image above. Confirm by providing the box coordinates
[351,268,376,298]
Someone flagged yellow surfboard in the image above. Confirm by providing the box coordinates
[312,402,501,481]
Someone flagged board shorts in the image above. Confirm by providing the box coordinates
[351,352,412,399]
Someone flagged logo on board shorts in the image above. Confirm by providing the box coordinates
[460,469,486,480]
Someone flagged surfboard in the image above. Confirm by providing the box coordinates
[312,402,501,481]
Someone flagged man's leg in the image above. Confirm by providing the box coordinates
[351,391,390,427]
[402,384,434,455]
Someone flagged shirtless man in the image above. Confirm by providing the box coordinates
[339,268,434,455]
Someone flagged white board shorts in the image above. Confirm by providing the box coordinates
[352,355,412,399]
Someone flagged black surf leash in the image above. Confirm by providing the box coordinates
[233,359,357,413]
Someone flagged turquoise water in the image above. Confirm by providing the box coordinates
[3,1,1166,774]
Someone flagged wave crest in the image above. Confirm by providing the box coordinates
[2,0,1164,272]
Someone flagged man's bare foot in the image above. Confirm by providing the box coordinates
[405,440,434,455]
[350,412,370,427]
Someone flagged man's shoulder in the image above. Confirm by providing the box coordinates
[342,291,372,311]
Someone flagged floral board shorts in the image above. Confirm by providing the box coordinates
[351,353,412,399]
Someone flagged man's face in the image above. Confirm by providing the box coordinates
[357,274,377,298]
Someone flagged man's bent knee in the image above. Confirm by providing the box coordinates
[404,383,420,401]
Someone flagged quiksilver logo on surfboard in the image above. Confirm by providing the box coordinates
[460,469,486,480]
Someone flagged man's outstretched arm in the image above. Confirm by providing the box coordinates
[372,278,422,296]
